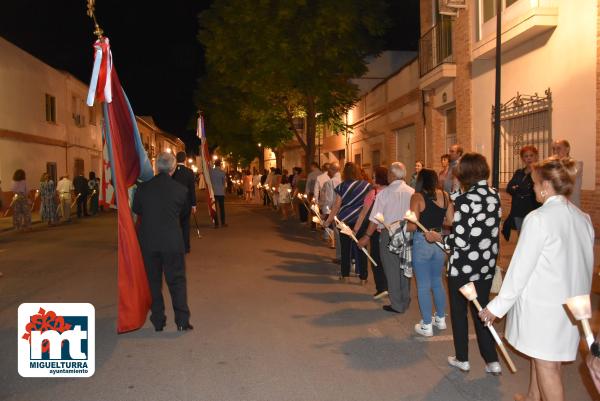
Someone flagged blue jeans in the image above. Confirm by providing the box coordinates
[412,232,447,324]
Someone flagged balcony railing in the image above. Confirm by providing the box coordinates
[419,18,454,77]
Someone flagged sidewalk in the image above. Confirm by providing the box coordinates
[0,212,41,232]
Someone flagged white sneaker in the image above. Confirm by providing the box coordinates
[433,315,447,330]
[485,362,502,376]
[414,321,433,337]
[448,356,470,372]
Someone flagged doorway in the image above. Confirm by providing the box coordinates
[394,125,416,178]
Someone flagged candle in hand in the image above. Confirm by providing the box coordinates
[566,294,592,320]
[459,282,478,301]
[374,212,385,223]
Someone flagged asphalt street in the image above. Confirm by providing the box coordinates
[0,198,598,401]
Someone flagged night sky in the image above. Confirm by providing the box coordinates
[0,1,419,148]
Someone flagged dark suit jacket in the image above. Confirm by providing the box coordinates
[172,164,197,214]
[73,175,89,196]
[133,173,187,253]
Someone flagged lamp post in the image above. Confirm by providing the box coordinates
[492,0,502,189]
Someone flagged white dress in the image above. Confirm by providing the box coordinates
[487,195,594,361]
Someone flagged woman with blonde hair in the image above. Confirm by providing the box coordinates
[480,157,594,401]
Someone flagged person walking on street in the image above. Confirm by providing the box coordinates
[324,162,372,284]
[355,166,389,299]
[444,144,463,195]
[502,145,541,240]
[11,169,31,232]
[406,169,453,337]
[172,151,198,253]
[438,154,450,188]
[425,153,502,375]
[552,139,583,207]
[132,152,193,332]
[88,172,100,216]
[358,162,414,313]
[39,173,58,226]
[56,175,74,222]
[210,159,227,228]
[73,172,89,218]
[480,157,593,401]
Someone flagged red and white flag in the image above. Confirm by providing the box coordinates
[198,114,216,224]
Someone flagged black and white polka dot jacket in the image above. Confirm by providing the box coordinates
[445,180,502,284]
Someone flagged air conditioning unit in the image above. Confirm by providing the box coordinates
[439,0,466,17]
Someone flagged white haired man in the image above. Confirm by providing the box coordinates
[133,152,193,332]
[552,139,583,207]
[358,162,414,313]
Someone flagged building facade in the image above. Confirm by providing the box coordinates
[419,0,600,228]
[0,36,103,199]
[0,37,185,212]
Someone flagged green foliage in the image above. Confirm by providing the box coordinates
[197,0,389,167]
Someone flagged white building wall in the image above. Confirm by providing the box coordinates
[0,37,102,190]
[471,0,597,189]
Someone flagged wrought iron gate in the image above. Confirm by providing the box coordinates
[492,89,552,183]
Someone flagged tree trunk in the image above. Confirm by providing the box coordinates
[304,96,316,171]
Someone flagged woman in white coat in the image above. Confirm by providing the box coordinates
[480,157,594,401]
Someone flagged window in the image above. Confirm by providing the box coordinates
[89,105,97,125]
[46,162,57,183]
[481,0,519,23]
[45,94,56,123]
[354,153,362,168]
[495,89,552,183]
[371,150,381,169]
[445,107,457,151]
[72,95,86,127]
[74,158,85,178]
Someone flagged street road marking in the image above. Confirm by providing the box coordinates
[367,327,383,338]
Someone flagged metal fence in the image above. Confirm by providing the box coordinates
[419,17,454,77]
[493,89,552,183]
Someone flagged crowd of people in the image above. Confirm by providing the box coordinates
[0,169,100,231]
[250,139,597,401]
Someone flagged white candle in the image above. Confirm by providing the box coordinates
[374,212,384,223]
[459,282,478,301]
[566,294,592,320]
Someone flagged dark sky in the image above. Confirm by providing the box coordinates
[0,1,419,146]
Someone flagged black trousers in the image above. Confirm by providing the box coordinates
[180,211,191,253]
[76,194,88,217]
[263,189,270,206]
[370,231,388,292]
[340,231,367,279]
[143,251,190,327]
[214,195,226,226]
[448,277,498,363]
[298,200,308,222]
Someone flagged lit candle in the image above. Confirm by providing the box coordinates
[566,294,594,347]
[287,188,291,193]
[459,281,517,373]
[459,282,478,301]
[374,212,384,223]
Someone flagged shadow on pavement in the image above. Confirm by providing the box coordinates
[267,274,336,285]
[311,307,387,327]
[338,336,425,371]
[297,291,371,304]
[425,372,502,401]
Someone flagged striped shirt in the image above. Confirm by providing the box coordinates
[334,180,372,225]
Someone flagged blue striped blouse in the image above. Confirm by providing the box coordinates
[334,180,372,225]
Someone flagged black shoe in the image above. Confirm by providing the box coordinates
[382,305,403,314]
[154,322,166,332]
[177,323,194,331]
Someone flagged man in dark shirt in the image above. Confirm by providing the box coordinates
[132,151,193,332]
[172,151,197,253]
[73,173,90,218]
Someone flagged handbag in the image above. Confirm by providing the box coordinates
[490,266,503,294]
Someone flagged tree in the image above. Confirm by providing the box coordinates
[198,0,389,169]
